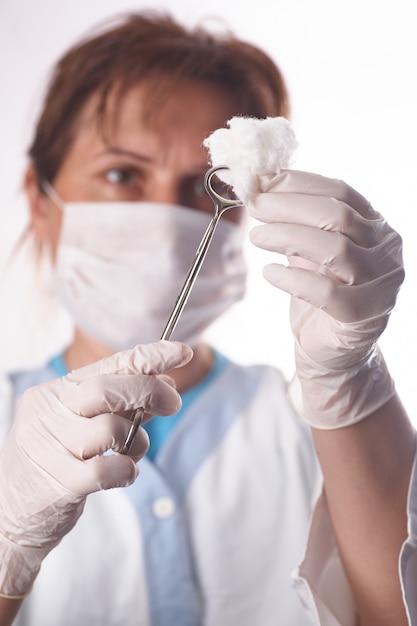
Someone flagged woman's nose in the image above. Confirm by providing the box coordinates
[144,180,182,206]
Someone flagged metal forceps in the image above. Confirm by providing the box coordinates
[121,165,243,454]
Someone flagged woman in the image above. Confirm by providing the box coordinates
[0,10,415,626]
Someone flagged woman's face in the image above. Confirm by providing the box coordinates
[27,80,243,257]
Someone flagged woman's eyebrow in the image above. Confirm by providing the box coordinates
[94,147,210,173]
[95,147,152,162]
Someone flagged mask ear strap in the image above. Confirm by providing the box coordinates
[40,179,65,211]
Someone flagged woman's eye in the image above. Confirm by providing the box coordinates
[105,168,136,185]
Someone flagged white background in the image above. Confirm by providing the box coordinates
[1,0,417,420]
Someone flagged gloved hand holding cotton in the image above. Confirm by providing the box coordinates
[205,116,403,429]
[204,116,298,203]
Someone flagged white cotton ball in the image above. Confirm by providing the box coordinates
[204,116,298,203]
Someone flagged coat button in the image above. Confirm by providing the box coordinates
[152,497,176,519]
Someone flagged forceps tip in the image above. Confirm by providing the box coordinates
[120,407,144,455]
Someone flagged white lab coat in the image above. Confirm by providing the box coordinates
[1,355,416,626]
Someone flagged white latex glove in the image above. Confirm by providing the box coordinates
[0,340,192,597]
[247,170,404,429]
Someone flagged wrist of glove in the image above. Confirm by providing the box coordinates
[0,340,192,597]
[0,481,85,599]
[288,324,395,429]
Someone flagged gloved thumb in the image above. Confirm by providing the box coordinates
[66,340,193,381]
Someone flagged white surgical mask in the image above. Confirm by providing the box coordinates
[43,183,247,350]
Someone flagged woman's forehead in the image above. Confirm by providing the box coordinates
[80,80,238,145]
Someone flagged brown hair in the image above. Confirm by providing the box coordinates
[28,10,290,186]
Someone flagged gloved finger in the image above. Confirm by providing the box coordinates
[56,412,150,461]
[250,222,403,285]
[61,452,140,496]
[55,372,182,418]
[96,372,178,421]
[247,191,385,248]
[66,340,193,382]
[262,262,403,322]
[13,413,142,496]
[12,397,148,495]
[261,170,376,220]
